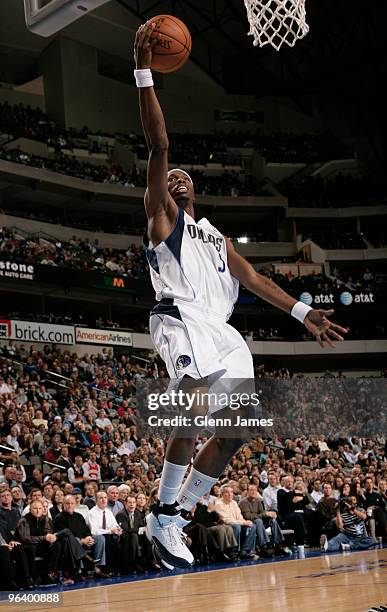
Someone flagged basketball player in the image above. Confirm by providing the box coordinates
[134,22,347,569]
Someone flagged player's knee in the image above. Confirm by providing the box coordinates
[213,437,244,455]
[179,374,209,417]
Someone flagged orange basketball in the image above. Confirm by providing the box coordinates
[146,14,192,74]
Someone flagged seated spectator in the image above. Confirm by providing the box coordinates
[11,486,26,514]
[95,410,112,431]
[262,472,280,512]
[68,455,85,487]
[22,489,52,519]
[56,446,73,470]
[50,488,65,521]
[112,466,127,484]
[310,479,323,506]
[135,491,147,517]
[107,485,124,516]
[116,495,148,572]
[83,482,97,509]
[320,496,377,552]
[54,494,108,578]
[191,496,238,562]
[0,515,32,589]
[240,484,287,555]
[316,483,339,537]
[100,455,115,481]
[85,491,123,575]
[215,485,259,560]
[83,451,101,481]
[0,488,22,530]
[42,481,54,504]
[277,476,309,548]
[73,488,90,518]
[15,499,64,584]
[0,466,17,489]
[362,477,387,541]
[25,468,44,493]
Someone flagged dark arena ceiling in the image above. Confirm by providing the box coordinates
[0,1,386,160]
[0,0,385,97]
[117,0,386,97]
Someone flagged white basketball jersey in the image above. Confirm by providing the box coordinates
[144,208,239,320]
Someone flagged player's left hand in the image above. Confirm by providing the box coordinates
[304,309,347,348]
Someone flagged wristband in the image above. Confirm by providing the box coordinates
[290,301,313,323]
[134,68,154,88]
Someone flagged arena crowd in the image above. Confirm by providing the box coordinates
[0,227,147,277]
[0,343,385,589]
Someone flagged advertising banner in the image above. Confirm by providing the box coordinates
[299,291,375,306]
[0,260,35,281]
[0,319,75,345]
[75,327,133,347]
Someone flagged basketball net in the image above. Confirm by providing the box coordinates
[243,0,309,51]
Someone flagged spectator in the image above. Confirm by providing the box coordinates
[85,491,123,575]
[316,483,339,537]
[0,488,22,530]
[192,497,237,562]
[83,452,101,482]
[50,488,65,521]
[320,496,377,552]
[0,466,17,489]
[215,486,259,560]
[15,499,63,584]
[262,472,280,512]
[54,494,108,579]
[116,495,146,572]
[362,477,387,540]
[277,476,308,549]
[240,484,286,555]
[83,482,97,509]
[0,515,33,589]
[68,455,85,487]
[310,479,323,506]
[73,488,90,518]
[107,486,125,517]
[11,486,26,514]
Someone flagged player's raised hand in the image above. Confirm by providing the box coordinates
[303,309,348,348]
[134,22,159,69]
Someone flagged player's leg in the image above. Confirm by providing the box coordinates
[175,435,244,511]
[146,376,210,569]
[175,327,256,516]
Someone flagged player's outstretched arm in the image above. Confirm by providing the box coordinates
[134,23,177,241]
[226,238,347,348]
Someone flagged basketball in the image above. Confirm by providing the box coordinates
[146,14,192,73]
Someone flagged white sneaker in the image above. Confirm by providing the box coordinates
[146,511,194,569]
[341,543,351,552]
[320,534,328,552]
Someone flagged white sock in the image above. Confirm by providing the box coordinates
[176,467,219,511]
[158,460,189,505]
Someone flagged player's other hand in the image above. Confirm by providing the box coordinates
[134,22,159,69]
[304,309,347,348]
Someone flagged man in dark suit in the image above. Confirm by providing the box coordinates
[116,495,148,572]
[0,516,32,588]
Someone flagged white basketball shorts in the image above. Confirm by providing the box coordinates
[149,299,254,413]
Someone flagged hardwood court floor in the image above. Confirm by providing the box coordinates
[6,548,387,612]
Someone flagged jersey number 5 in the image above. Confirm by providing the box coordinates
[218,253,225,273]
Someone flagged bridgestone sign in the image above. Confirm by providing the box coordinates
[0,260,35,280]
